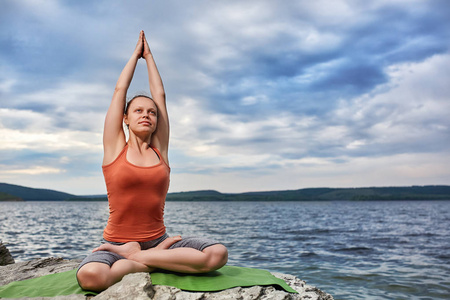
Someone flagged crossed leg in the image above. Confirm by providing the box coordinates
[76,258,150,292]
[77,237,228,292]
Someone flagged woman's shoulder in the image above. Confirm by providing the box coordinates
[103,143,127,167]
[150,145,170,169]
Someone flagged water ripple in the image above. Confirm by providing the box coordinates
[1,200,449,299]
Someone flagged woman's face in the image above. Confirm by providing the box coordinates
[124,97,158,134]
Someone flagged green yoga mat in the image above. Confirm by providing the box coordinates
[0,269,86,298]
[0,266,297,298]
[151,266,297,293]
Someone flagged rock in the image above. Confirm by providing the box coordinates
[0,257,81,286]
[1,295,86,300]
[145,274,333,300]
[0,242,15,266]
[91,269,334,300]
[93,272,155,300]
[272,273,333,300]
[0,257,334,300]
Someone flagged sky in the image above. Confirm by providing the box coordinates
[1,0,449,195]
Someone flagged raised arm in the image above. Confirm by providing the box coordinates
[142,32,170,166]
[103,31,144,165]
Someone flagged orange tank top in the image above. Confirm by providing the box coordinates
[102,144,170,242]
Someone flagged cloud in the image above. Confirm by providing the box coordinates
[2,166,64,175]
[333,54,450,156]
[1,0,449,194]
[169,151,450,193]
[168,53,450,180]
[187,0,450,117]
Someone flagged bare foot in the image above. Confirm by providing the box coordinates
[155,235,182,250]
[93,242,141,259]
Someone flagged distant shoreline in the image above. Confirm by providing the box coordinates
[1,182,450,202]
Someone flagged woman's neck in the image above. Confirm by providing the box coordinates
[128,134,152,151]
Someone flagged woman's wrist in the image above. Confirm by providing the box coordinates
[130,52,142,60]
[143,52,154,60]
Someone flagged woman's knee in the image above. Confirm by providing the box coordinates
[77,263,111,292]
[203,244,228,272]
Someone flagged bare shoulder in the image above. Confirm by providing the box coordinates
[151,142,169,167]
[103,139,127,166]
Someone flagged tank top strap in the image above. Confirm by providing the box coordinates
[151,146,169,169]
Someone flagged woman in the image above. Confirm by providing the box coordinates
[76,31,228,292]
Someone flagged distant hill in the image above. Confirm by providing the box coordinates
[1,182,449,201]
[166,190,225,201]
[0,191,23,201]
[166,186,450,201]
[0,183,75,201]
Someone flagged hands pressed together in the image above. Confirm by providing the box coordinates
[134,30,152,59]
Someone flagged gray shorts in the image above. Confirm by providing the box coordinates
[78,233,219,271]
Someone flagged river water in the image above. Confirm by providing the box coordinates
[1,200,449,299]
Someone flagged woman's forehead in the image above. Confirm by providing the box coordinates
[130,97,157,108]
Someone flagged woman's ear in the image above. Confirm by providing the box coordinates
[123,114,129,126]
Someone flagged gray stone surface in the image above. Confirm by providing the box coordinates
[0,256,333,300]
[93,273,155,300]
[0,242,15,266]
[0,257,81,286]
[1,295,86,300]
